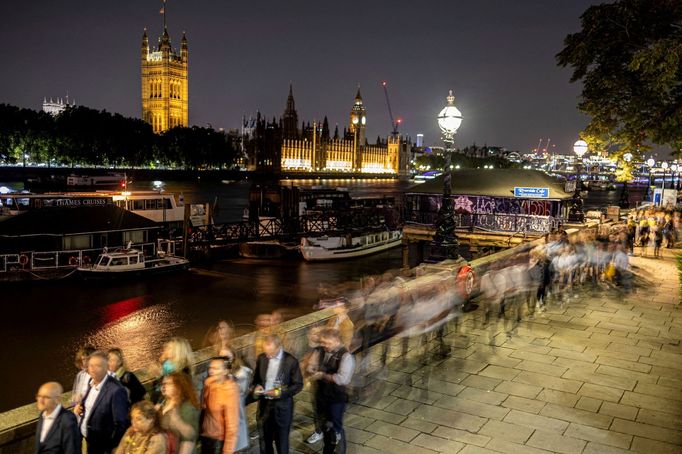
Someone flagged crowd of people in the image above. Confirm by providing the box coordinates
[34,208,679,454]
[34,311,358,454]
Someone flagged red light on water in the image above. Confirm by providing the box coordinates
[103,296,147,323]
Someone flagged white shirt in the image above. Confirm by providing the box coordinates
[80,375,108,438]
[40,404,62,443]
[72,370,90,403]
[264,348,283,391]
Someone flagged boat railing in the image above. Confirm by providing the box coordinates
[0,242,158,273]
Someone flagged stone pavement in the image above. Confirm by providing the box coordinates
[273,247,682,454]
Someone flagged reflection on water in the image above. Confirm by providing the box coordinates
[80,301,181,372]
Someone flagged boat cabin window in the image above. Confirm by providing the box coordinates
[129,255,138,265]
[96,256,110,266]
[132,200,145,210]
[110,257,128,266]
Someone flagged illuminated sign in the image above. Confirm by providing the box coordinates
[42,198,112,208]
[513,187,549,198]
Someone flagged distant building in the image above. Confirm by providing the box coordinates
[42,96,75,116]
[266,85,410,175]
[416,134,424,148]
[140,21,188,133]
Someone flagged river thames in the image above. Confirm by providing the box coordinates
[0,177,635,412]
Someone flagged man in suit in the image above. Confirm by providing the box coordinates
[250,334,303,454]
[35,382,81,454]
[73,351,129,454]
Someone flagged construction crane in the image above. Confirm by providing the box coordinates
[381,81,401,138]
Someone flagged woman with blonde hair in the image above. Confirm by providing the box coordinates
[159,372,200,454]
[151,337,195,403]
[115,401,167,454]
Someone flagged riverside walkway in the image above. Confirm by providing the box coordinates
[285,248,682,454]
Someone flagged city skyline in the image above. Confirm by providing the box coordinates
[0,0,631,154]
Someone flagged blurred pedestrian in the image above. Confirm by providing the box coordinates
[200,357,240,454]
[151,337,194,403]
[35,381,81,454]
[72,345,96,406]
[308,329,354,454]
[158,373,200,454]
[115,401,167,454]
[107,348,146,404]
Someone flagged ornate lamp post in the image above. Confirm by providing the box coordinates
[661,161,669,205]
[569,140,588,222]
[671,163,679,191]
[430,90,462,261]
[619,152,632,209]
[645,158,655,201]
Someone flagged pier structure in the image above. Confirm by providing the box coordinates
[401,168,574,266]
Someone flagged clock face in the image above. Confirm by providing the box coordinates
[352,117,359,125]
[361,116,366,125]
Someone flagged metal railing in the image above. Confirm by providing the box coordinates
[404,211,560,234]
[185,208,398,245]
[0,242,157,273]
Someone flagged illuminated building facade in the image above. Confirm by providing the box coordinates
[140,26,188,133]
[42,96,75,116]
[278,87,406,174]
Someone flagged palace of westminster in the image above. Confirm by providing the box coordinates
[138,22,410,176]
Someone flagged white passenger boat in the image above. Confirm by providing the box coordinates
[66,173,126,189]
[300,229,402,261]
[77,246,189,278]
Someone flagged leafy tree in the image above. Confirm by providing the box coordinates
[557,0,682,158]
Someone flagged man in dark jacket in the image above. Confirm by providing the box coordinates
[309,329,354,454]
[73,351,129,454]
[250,335,303,454]
[35,382,80,454]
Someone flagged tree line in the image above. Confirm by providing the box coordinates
[557,0,681,181]
[0,104,239,169]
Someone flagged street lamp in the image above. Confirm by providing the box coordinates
[430,90,462,261]
[569,140,588,222]
[671,163,679,191]
[619,152,632,209]
[645,158,655,201]
[661,161,669,205]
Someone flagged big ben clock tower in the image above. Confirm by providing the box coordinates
[349,87,367,146]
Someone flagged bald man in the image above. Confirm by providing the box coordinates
[35,382,81,454]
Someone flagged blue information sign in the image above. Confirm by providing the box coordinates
[514,187,550,198]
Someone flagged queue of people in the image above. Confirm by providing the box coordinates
[35,320,352,454]
[35,214,676,454]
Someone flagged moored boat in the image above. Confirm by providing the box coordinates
[300,229,402,261]
[77,246,189,278]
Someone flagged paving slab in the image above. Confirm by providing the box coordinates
[311,249,682,454]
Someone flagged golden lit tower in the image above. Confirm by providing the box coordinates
[349,87,367,145]
[141,9,188,133]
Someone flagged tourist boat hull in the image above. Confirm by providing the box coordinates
[77,256,190,279]
[300,230,402,262]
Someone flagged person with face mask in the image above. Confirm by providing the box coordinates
[150,337,195,404]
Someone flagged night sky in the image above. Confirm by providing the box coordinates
[0,0,600,154]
